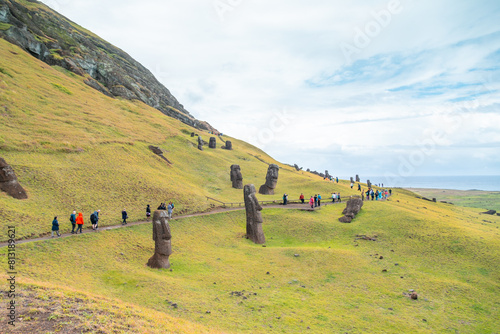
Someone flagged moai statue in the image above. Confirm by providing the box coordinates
[0,157,28,199]
[197,136,203,151]
[147,210,172,269]
[338,198,364,223]
[325,170,331,179]
[190,132,195,137]
[244,184,265,244]
[356,174,360,182]
[350,177,354,183]
[367,180,372,188]
[259,164,279,195]
[230,164,243,189]
[224,141,232,150]
[209,137,217,149]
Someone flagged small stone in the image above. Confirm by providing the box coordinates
[395,263,399,266]
[266,272,270,275]
[400,276,404,278]
[379,256,384,259]
[423,319,427,322]
[409,289,414,292]
[382,269,387,272]
[388,308,393,311]
[171,303,178,308]
[120,252,124,255]
[294,254,300,257]
[262,245,267,247]
[411,292,418,300]
[206,311,211,314]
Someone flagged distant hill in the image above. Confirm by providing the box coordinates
[0,0,216,132]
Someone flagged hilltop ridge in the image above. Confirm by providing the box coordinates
[0,0,216,132]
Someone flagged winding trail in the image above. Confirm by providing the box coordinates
[1,199,379,247]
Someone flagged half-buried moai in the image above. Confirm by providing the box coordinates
[244,184,265,244]
[367,180,372,188]
[230,164,243,189]
[259,164,279,195]
[356,174,360,182]
[350,177,354,183]
[0,157,28,199]
[209,137,217,149]
[338,198,364,223]
[147,210,172,269]
[197,136,203,151]
[224,140,232,150]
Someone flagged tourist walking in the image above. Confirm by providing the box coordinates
[299,193,305,204]
[90,210,100,231]
[314,194,318,207]
[318,194,322,206]
[350,182,354,189]
[283,193,288,205]
[358,183,361,191]
[75,212,84,234]
[51,216,61,237]
[167,202,174,219]
[338,193,341,202]
[70,210,76,234]
[309,196,314,209]
[146,204,151,219]
[121,209,128,225]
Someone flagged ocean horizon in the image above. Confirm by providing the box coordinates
[341,175,500,192]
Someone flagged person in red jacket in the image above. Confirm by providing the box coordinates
[75,212,84,234]
[299,193,305,204]
[309,196,314,209]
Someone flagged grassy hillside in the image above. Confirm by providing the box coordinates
[0,38,359,241]
[2,189,499,333]
[407,188,500,212]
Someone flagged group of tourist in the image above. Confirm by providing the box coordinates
[363,188,391,201]
[51,202,175,237]
[331,192,342,203]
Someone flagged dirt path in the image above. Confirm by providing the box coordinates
[0,201,344,247]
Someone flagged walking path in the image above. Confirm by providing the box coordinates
[0,198,377,247]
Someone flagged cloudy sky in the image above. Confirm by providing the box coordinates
[40,0,500,180]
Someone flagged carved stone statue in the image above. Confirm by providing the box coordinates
[244,184,265,244]
[339,198,364,223]
[350,177,354,183]
[356,174,360,182]
[367,180,372,188]
[191,132,195,137]
[224,141,232,150]
[325,170,331,179]
[147,210,172,269]
[259,164,279,195]
[209,137,216,149]
[0,157,28,199]
[197,136,203,151]
[230,164,243,189]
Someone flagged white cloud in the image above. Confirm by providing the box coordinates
[39,0,500,176]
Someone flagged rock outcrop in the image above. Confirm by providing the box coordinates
[0,0,216,132]
[338,198,363,223]
[0,157,27,199]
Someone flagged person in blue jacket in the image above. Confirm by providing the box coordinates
[51,216,61,237]
[70,211,76,234]
[121,209,128,225]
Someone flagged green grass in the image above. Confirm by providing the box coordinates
[4,190,499,333]
[408,188,500,211]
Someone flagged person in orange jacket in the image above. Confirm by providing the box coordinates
[75,212,84,234]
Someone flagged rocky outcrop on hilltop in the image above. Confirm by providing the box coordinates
[0,0,216,132]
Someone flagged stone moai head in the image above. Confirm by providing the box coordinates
[356,174,360,182]
[225,141,232,150]
[0,157,28,199]
[209,137,216,149]
[367,180,372,188]
[265,164,279,189]
[350,177,354,183]
[147,210,172,269]
[230,164,243,189]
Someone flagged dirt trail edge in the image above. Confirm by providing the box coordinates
[1,202,345,247]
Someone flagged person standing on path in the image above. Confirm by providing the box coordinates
[122,209,128,225]
[309,196,314,209]
[350,182,354,189]
[314,194,318,207]
[300,193,305,204]
[75,212,84,234]
[70,211,76,234]
[146,204,151,219]
[283,193,288,205]
[91,210,100,231]
[338,193,341,202]
[358,183,361,191]
[51,216,61,237]
[318,194,322,206]
[167,202,174,220]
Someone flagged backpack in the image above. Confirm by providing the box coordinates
[90,213,97,224]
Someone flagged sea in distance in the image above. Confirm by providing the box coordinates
[342,175,500,192]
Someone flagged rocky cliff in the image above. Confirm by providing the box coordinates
[0,0,216,132]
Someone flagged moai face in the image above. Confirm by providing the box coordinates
[265,164,279,189]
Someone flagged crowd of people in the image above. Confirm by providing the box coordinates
[52,202,175,237]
